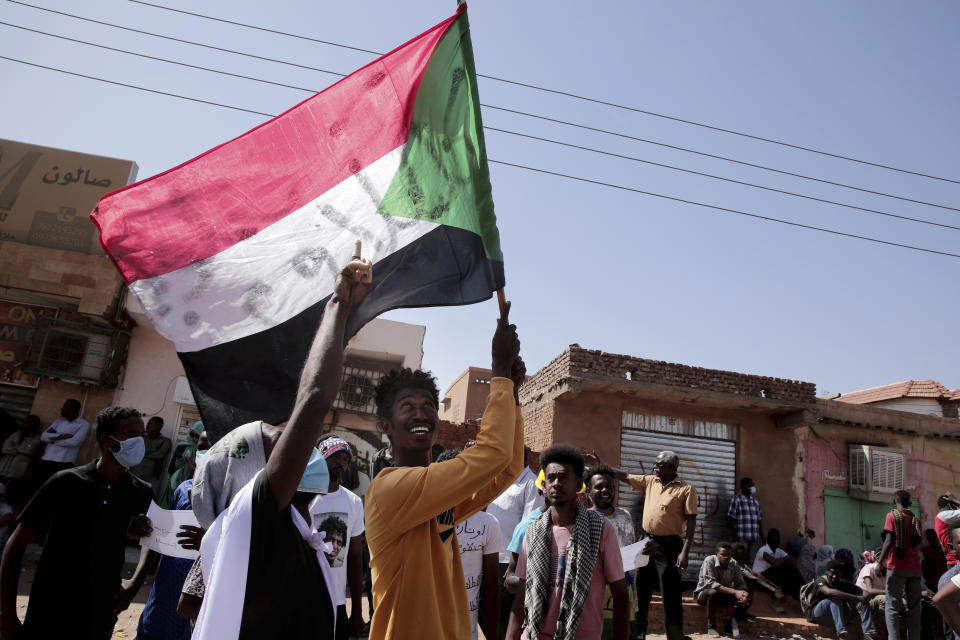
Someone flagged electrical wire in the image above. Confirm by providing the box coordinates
[487,159,960,259]
[123,0,960,186]
[1,53,956,260]
[5,19,954,232]
[9,0,958,213]
[0,54,273,116]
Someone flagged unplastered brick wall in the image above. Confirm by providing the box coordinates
[522,402,554,452]
[435,420,479,450]
[522,344,816,405]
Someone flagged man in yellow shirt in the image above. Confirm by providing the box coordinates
[365,303,526,640]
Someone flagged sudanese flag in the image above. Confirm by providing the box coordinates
[92,4,503,441]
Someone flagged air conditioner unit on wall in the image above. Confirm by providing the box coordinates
[848,444,905,502]
[24,317,128,387]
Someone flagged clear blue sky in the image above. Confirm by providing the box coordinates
[3,0,958,397]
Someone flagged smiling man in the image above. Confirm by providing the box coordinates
[364,304,526,640]
[310,435,366,639]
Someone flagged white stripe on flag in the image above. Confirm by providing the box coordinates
[129,146,439,352]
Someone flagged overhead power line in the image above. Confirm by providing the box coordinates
[1,54,955,261]
[7,1,958,215]
[124,0,960,186]
[488,160,960,260]
[6,18,957,232]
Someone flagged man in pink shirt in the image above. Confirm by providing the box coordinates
[877,490,923,640]
[506,444,628,640]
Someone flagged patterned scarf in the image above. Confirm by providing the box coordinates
[891,508,922,559]
[523,502,605,640]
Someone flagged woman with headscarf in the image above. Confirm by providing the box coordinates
[815,545,835,578]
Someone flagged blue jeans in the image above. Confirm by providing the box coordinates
[885,570,922,640]
[812,598,876,635]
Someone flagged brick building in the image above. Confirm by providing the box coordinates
[519,344,817,579]
[518,344,960,573]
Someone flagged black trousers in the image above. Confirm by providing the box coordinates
[635,535,685,640]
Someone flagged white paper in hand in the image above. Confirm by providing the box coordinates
[620,537,652,572]
[140,500,200,560]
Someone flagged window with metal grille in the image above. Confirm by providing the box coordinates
[333,365,386,415]
[849,446,869,489]
[872,449,905,491]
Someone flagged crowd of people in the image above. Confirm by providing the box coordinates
[1,245,960,640]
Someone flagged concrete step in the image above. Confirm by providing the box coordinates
[643,592,839,640]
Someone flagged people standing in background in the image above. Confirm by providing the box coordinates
[487,445,543,640]
[130,416,172,499]
[728,477,764,564]
[877,489,923,640]
[508,445,628,640]
[35,399,88,486]
[0,406,154,640]
[586,463,648,640]
[437,448,505,640]
[166,422,202,503]
[0,415,42,484]
[309,435,366,640]
[591,450,699,640]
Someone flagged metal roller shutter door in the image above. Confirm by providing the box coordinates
[0,383,37,424]
[619,428,736,581]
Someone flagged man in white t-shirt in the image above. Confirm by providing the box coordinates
[35,399,89,486]
[856,550,887,614]
[310,435,365,640]
[751,528,803,608]
[438,448,506,640]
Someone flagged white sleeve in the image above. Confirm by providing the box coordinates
[939,510,960,526]
[58,421,90,448]
[952,572,960,589]
[484,514,506,556]
[521,478,544,519]
[350,496,366,537]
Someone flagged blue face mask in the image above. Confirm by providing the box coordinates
[110,436,146,469]
[297,448,330,494]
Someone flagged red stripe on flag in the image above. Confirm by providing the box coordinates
[92,7,463,284]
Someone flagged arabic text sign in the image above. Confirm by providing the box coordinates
[0,139,137,254]
[0,299,58,388]
[140,501,200,560]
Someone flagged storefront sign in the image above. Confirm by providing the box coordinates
[0,139,137,254]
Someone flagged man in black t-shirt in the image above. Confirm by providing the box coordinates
[0,406,155,640]
[808,559,877,639]
[193,241,372,640]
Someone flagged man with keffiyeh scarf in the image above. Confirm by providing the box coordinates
[877,489,923,640]
[507,444,629,640]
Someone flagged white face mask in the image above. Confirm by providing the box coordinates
[750,486,758,496]
[110,436,146,468]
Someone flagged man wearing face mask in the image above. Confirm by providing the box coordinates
[191,241,371,640]
[728,477,765,565]
[0,406,154,640]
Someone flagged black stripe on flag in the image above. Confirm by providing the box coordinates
[180,225,504,442]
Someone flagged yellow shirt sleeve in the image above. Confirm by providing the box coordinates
[684,485,699,517]
[627,474,649,492]
[370,377,516,535]
[453,405,524,523]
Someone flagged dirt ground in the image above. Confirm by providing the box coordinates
[8,545,818,640]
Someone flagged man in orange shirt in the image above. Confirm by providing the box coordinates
[364,304,526,640]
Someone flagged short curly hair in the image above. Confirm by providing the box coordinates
[373,367,439,420]
[584,463,616,488]
[95,406,142,443]
[318,515,348,541]
[540,443,585,478]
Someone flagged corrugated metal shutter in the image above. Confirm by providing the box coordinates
[619,427,737,581]
[0,383,37,423]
